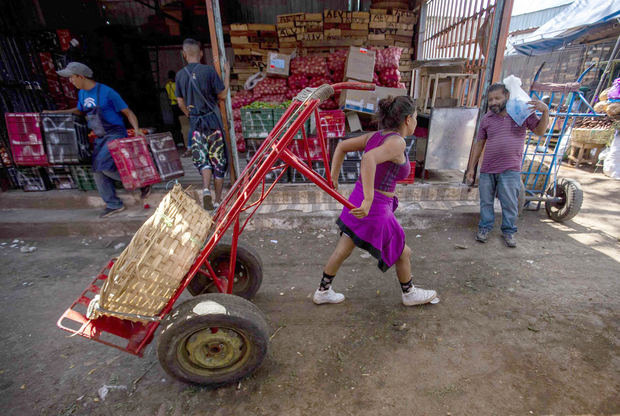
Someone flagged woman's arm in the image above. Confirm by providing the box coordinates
[330,132,373,190]
[350,137,405,219]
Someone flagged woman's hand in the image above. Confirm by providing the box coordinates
[350,198,372,219]
[331,171,339,191]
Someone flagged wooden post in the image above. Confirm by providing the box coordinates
[205,0,238,181]
[492,0,514,83]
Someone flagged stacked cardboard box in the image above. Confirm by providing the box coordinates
[229,23,278,90]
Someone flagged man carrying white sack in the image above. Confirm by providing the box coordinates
[466,82,549,248]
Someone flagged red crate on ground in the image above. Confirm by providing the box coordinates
[107,137,161,190]
[318,110,346,139]
[146,132,184,181]
[4,113,48,166]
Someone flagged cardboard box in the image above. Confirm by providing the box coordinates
[344,46,376,83]
[375,86,408,103]
[340,89,378,114]
[346,111,363,132]
[266,52,290,77]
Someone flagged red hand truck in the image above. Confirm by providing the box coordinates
[57,82,374,386]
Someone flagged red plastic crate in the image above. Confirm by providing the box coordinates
[318,110,346,139]
[288,136,325,161]
[107,137,161,190]
[397,161,416,184]
[4,113,48,166]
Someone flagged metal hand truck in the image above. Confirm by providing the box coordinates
[521,64,604,221]
[57,82,372,387]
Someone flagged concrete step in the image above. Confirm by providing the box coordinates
[0,200,481,239]
[0,181,478,210]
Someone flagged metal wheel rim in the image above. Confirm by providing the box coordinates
[547,184,568,213]
[176,327,251,375]
[208,255,252,293]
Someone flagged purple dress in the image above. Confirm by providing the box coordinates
[336,131,411,271]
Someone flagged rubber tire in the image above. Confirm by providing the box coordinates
[157,293,270,387]
[545,178,584,222]
[188,241,263,299]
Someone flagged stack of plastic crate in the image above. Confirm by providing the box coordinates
[4,113,48,167]
[69,165,97,191]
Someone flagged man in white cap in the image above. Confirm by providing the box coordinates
[46,62,150,217]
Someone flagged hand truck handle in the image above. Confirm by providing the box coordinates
[331,82,376,92]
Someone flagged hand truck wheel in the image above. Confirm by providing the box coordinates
[157,293,270,386]
[188,241,263,299]
[545,178,583,222]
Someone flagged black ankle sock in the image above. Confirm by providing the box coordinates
[319,272,335,291]
[400,278,413,293]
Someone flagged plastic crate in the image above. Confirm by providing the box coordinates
[17,167,52,191]
[46,166,77,189]
[41,113,91,164]
[318,110,346,139]
[69,165,97,191]
[245,139,289,183]
[338,160,361,184]
[290,161,326,183]
[107,137,161,190]
[328,138,363,161]
[289,137,325,161]
[4,113,48,166]
[240,108,274,138]
[146,132,184,181]
[272,109,310,140]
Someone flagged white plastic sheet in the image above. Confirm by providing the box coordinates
[603,129,620,179]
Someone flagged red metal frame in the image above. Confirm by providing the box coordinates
[57,82,374,356]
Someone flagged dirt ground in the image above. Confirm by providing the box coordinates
[0,167,619,416]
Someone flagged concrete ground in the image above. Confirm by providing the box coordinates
[0,165,618,416]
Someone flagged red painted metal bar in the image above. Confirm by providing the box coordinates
[227,217,240,294]
[300,122,313,168]
[314,107,332,186]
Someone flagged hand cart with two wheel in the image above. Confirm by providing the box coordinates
[57,82,372,387]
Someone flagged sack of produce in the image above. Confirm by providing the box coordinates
[594,100,609,114]
[503,75,534,126]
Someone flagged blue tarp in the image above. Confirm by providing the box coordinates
[512,0,620,56]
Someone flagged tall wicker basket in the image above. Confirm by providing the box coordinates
[87,184,212,322]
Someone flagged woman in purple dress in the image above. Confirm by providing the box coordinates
[313,95,437,306]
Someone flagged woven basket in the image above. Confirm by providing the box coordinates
[88,184,212,322]
[571,128,614,145]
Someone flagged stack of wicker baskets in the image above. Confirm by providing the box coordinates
[87,184,213,322]
[571,128,614,146]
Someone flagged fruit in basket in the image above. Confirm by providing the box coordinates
[573,116,614,129]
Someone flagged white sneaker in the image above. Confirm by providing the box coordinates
[313,288,345,304]
[402,286,437,306]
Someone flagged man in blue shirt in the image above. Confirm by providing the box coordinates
[48,62,150,217]
[175,38,229,210]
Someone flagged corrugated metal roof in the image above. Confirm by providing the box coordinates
[509,3,573,32]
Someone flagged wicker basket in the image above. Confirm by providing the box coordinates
[571,128,614,145]
[87,184,212,322]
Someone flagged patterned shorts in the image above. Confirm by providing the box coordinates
[191,129,228,179]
